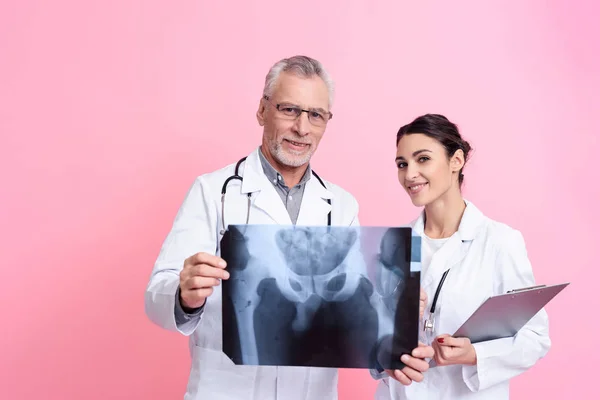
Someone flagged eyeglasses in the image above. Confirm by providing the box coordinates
[263,95,332,127]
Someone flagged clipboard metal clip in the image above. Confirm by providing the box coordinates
[506,284,546,294]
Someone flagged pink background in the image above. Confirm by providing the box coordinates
[1,1,598,399]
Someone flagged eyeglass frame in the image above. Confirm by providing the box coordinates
[262,95,333,126]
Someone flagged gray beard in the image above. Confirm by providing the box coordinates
[269,140,313,167]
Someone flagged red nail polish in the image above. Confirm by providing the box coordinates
[437,338,444,343]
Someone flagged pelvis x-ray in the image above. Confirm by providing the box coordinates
[220,224,421,370]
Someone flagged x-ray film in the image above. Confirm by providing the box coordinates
[220,224,421,370]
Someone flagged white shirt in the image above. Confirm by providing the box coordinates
[421,234,450,277]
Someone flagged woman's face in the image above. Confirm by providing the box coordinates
[395,133,463,207]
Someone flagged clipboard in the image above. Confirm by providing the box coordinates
[452,282,569,343]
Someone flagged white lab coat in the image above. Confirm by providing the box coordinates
[374,200,551,400]
[145,146,360,400]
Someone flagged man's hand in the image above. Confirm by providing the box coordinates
[385,342,434,386]
[419,288,427,319]
[179,252,229,310]
[432,334,477,366]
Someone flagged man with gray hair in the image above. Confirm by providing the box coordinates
[145,55,432,399]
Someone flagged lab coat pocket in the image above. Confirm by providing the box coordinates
[193,345,242,370]
[191,346,257,392]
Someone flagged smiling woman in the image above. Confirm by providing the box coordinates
[375,113,552,400]
[395,114,472,207]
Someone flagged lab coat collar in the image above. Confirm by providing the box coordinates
[239,147,268,195]
[240,146,334,225]
[415,200,485,293]
[411,199,484,242]
[296,173,334,225]
[240,147,333,199]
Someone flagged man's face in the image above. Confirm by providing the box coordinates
[256,71,331,169]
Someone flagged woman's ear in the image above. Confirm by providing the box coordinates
[450,149,465,173]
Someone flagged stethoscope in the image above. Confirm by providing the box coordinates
[423,268,450,333]
[219,157,331,235]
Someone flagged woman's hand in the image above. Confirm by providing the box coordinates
[433,334,477,366]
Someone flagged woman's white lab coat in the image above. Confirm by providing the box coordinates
[375,201,551,400]
[144,147,360,400]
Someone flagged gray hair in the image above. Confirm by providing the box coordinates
[262,55,335,108]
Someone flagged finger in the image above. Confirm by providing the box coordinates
[392,369,413,386]
[431,341,444,364]
[432,341,448,365]
[439,345,450,360]
[412,344,435,359]
[401,354,430,374]
[197,264,230,280]
[187,252,227,268]
[436,335,468,348]
[432,339,450,356]
[400,365,425,383]
[433,333,452,345]
[183,276,221,290]
[384,368,408,384]
[185,264,230,280]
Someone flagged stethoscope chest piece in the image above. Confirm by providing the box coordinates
[424,316,434,332]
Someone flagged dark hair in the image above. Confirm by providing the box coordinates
[396,114,472,186]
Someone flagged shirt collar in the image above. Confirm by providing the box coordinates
[258,146,312,188]
[411,199,484,242]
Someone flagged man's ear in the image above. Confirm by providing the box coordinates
[256,97,266,126]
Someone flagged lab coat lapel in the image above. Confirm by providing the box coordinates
[441,202,485,279]
[240,148,292,225]
[423,235,465,291]
[252,186,292,225]
[295,175,333,226]
[413,201,482,291]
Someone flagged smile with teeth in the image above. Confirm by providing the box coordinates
[285,139,309,147]
[407,183,428,193]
